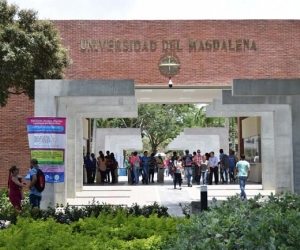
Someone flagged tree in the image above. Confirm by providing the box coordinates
[138,104,196,153]
[95,104,237,154]
[0,0,70,107]
[96,104,197,153]
[194,105,226,127]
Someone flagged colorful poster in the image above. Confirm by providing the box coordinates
[27,117,66,183]
[30,150,64,164]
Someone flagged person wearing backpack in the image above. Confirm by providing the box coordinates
[219,149,230,184]
[28,158,43,208]
[228,149,238,183]
[182,150,193,187]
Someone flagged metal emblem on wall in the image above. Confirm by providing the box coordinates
[158,54,180,76]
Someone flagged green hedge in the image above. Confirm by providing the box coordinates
[0,187,170,224]
[162,192,300,250]
[3,188,300,249]
[0,212,185,250]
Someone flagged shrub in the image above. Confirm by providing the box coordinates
[163,192,300,249]
[0,212,185,250]
[0,189,170,225]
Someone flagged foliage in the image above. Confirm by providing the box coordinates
[0,212,185,250]
[194,106,225,127]
[0,190,170,225]
[97,104,198,153]
[0,0,70,107]
[163,192,300,249]
[0,189,30,224]
[179,202,191,219]
[96,104,235,154]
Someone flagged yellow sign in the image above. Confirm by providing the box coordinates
[31,150,64,164]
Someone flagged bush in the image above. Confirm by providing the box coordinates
[0,189,30,224]
[163,192,300,249]
[0,212,185,250]
[0,189,170,225]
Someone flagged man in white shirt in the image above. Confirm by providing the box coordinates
[208,151,219,185]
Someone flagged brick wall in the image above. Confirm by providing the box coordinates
[1,20,300,187]
[54,20,300,85]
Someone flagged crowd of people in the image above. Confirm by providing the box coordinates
[6,148,250,212]
[84,148,251,198]
[126,148,250,199]
[84,150,119,184]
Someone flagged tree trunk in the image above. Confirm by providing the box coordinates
[151,143,158,154]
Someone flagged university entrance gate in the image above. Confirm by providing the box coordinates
[35,78,300,209]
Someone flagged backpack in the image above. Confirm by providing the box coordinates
[185,155,192,165]
[34,168,45,192]
[222,154,230,169]
[106,158,114,169]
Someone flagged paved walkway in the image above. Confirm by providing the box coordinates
[67,175,275,216]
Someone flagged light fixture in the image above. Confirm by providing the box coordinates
[168,77,173,88]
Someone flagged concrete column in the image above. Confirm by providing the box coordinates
[208,99,292,192]
[206,105,275,189]
[34,80,137,208]
[230,79,300,192]
[222,88,294,192]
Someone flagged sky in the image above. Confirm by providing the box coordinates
[6,0,300,20]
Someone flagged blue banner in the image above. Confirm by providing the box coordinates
[44,172,65,183]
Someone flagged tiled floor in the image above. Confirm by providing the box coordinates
[67,175,275,216]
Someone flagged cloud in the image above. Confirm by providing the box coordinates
[6,0,300,19]
[7,0,137,19]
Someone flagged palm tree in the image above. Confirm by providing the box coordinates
[194,106,225,127]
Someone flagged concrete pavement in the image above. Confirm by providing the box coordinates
[67,174,275,216]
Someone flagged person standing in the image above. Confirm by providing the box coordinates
[110,153,118,184]
[235,154,250,200]
[228,149,238,183]
[200,155,209,185]
[182,150,193,187]
[84,152,93,184]
[97,151,106,184]
[208,151,219,185]
[173,156,182,189]
[219,149,230,184]
[193,150,202,185]
[141,151,150,184]
[28,159,43,208]
[149,153,157,183]
[129,152,135,185]
[8,166,26,210]
[91,153,97,183]
[157,155,164,183]
[130,151,141,185]
[164,157,170,177]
